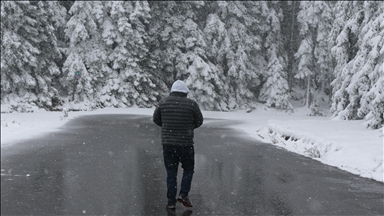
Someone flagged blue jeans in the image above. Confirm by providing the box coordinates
[162,145,195,205]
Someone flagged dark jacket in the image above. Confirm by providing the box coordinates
[153,92,203,146]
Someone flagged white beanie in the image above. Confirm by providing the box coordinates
[171,80,190,94]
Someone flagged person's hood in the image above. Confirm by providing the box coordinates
[171,80,190,94]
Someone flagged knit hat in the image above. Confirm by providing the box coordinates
[171,80,190,94]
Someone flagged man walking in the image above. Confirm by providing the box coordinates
[153,80,204,210]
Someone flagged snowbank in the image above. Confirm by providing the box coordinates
[256,119,383,182]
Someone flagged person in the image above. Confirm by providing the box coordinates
[153,80,204,210]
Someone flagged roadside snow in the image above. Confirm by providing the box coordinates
[1,106,383,183]
[257,119,383,182]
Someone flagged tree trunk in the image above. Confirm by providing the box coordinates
[306,75,311,108]
[72,80,77,102]
[288,1,297,91]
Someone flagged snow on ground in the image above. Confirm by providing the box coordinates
[1,105,383,183]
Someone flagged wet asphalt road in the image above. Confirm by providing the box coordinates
[1,114,383,216]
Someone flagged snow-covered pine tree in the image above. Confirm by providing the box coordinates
[352,2,384,129]
[312,1,334,98]
[1,1,64,111]
[329,1,384,129]
[183,15,227,111]
[100,1,160,108]
[361,75,383,129]
[259,60,293,110]
[63,1,110,108]
[280,1,301,90]
[294,1,334,113]
[294,1,316,108]
[330,1,364,119]
[203,12,231,110]
[214,1,265,109]
[148,1,193,85]
[295,36,314,107]
[185,54,228,111]
[148,1,226,110]
[259,1,292,110]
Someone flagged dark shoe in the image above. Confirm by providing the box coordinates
[177,195,193,207]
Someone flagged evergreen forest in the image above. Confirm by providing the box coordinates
[1,1,383,129]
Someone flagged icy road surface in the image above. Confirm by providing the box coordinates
[1,115,383,215]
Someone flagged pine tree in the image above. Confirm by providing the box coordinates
[294,2,316,108]
[148,1,194,85]
[183,15,227,111]
[295,1,334,113]
[148,1,226,110]
[101,1,160,108]
[259,60,292,110]
[280,1,301,90]
[203,8,238,109]
[1,1,64,111]
[259,2,292,110]
[330,1,364,119]
[63,1,110,108]
[212,1,265,109]
[329,1,384,129]
[295,36,314,107]
[353,2,384,129]
[313,1,334,96]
